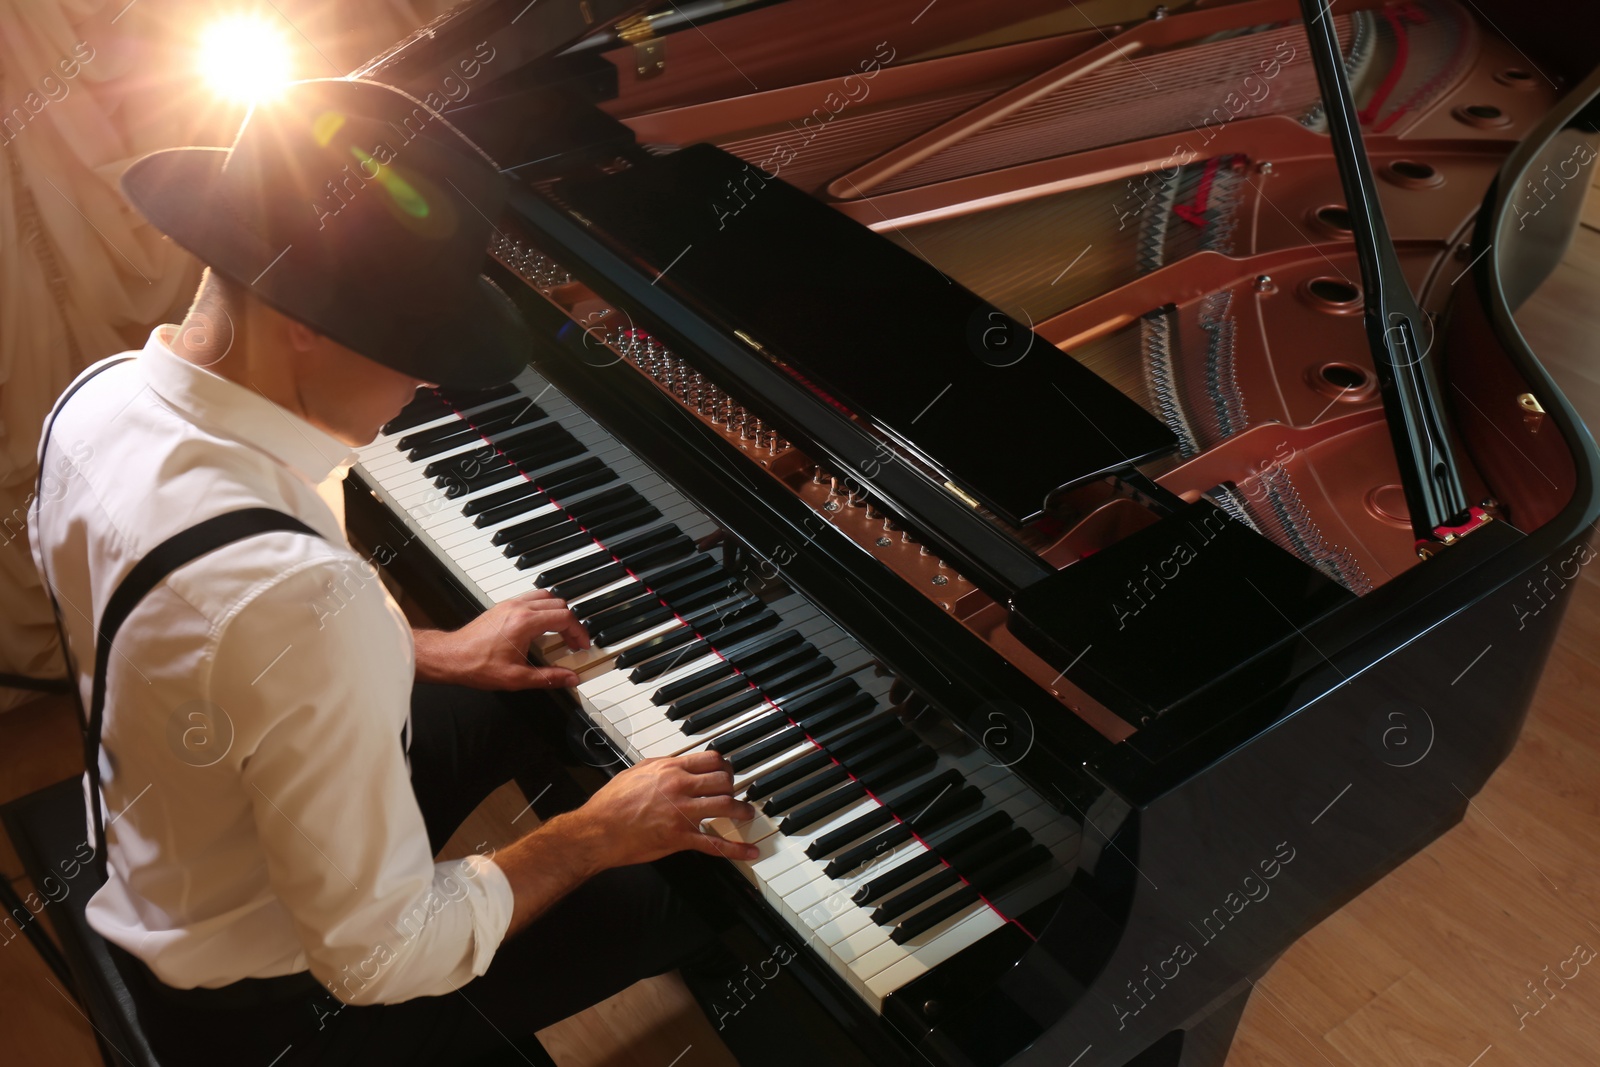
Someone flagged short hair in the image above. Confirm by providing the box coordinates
[190,266,244,320]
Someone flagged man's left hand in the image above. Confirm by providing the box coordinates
[414,590,591,690]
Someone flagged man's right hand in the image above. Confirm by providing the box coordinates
[495,751,761,935]
[577,751,761,869]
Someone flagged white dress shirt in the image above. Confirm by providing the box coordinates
[28,325,514,1004]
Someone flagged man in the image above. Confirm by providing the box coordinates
[29,78,758,1066]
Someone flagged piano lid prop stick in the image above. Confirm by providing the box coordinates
[1297,0,1475,545]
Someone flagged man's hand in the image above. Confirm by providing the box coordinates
[577,751,762,869]
[495,751,761,934]
[413,590,591,690]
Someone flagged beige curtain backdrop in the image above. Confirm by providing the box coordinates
[0,0,454,710]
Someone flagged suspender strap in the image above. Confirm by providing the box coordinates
[84,508,323,870]
[34,356,135,704]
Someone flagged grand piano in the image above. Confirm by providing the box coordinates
[340,2,1600,1064]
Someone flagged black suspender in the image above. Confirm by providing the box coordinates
[35,358,324,872]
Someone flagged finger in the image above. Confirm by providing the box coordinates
[683,829,760,862]
[676,750,734,775]
[523,606,590,650]
[684,769,737,798]
[510,589,562,605]
[495,602,569,644]
[682,795,756,823]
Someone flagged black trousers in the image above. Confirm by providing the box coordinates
[133,684,713,1066]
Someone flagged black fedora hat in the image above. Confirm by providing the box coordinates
[120,78,530,389]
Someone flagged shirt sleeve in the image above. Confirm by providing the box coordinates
[209,552,515,1005]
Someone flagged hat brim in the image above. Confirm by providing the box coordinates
[120,147,530,390]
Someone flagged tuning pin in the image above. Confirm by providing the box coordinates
[812,467,828,485]
[847,486,866,507]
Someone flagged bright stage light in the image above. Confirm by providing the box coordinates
[198,15,292,105]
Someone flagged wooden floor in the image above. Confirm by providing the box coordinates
[3,179,1597,1067]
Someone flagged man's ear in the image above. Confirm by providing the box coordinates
[285,318,322,352]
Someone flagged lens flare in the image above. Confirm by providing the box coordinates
[198,15,293,105]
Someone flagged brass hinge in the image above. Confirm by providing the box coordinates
[617,14,666,78]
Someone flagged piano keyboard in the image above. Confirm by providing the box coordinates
[353,369,1078,1012]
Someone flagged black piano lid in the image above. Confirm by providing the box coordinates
[1009,499,1356,729]
[556,144,1178,527]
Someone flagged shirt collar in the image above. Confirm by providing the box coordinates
[139,325,359,485]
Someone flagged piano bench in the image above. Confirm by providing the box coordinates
[2,778,164,1067]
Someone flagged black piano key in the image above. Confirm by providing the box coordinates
[770,677,860,721]
[762,763,849,816]
[805,806,896,859]
[398,416,477,454]
[440,463,509,497]
[492,438,588,479]
[433,455,506,492]
[778,781,867,834]
[592,554,719,611]
[712,687,863,757]
[494,486,636,546]
[471,460,616,527]
[876,768,968,822]
[653,630,802,705]
[891,885,983,943]
[844,812,1012,906]
[496,509,579,551]
[476,399,549,433]
[752,719,897,809]
[676,654,828,731]
[437,383,519,409]
[550,534,699,600]
[462,480,546,518]
[423,440,499,475]
[405,424,481,460]
[819,777,981,870]
[874,867,964,926]
[874,828,1033,925]
[398,398,543,452]
[509,500,660,563]
[613,596,763,671]
[749,752,834,803]
[851,745,938,792]
[625,608,773,682]
[586,569,729,635]
[537,456,613,493]
[382,393,451,435]
[472,491,555,529]
[415,421,561,467]
[709,710,790,755]
[514,505,662,571]
[761,729,915,812]
[854,851,941,907]
[549,561,629,601]
[728,726,807,773]
[496,423,579,461]
[794,690,878,737]
[825,823,915,879]
[902,783,984,833]
[529,464,614,501]
[534,524,682,587]
[665,643,816,720]
[969,843,1052,899]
